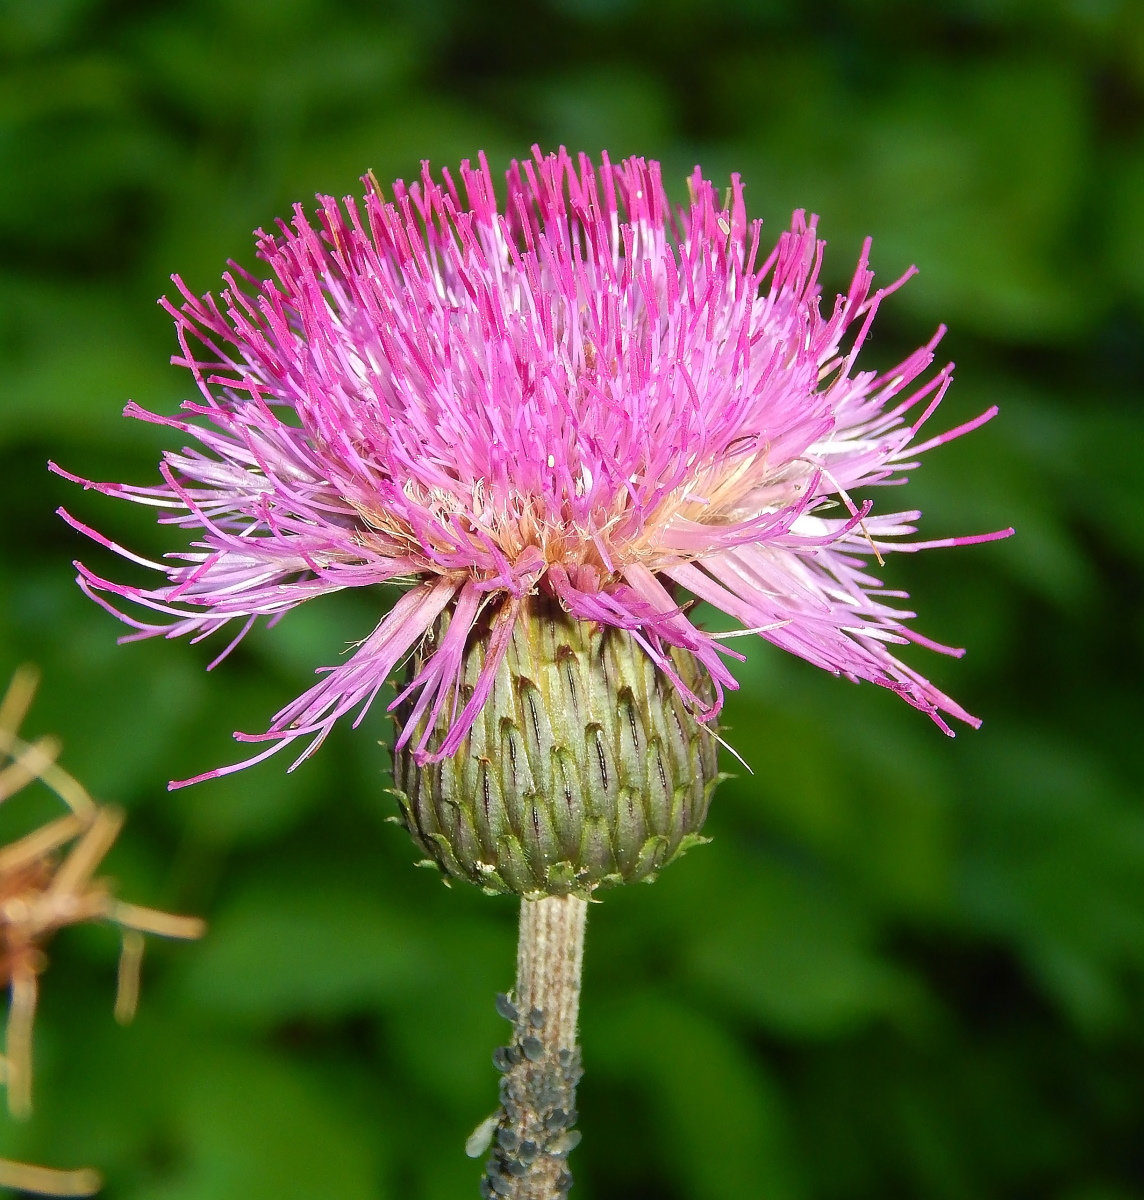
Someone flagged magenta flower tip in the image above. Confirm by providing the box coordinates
[61,146,1011,780]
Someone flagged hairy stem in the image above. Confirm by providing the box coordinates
[478,895,588,1199]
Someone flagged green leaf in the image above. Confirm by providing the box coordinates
[182,883,432,1022]
[590,992,805,1200]
[133,1042,383,1200]
[680,854,921,1037]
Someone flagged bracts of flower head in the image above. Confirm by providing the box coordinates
[0,666,205,1194]
[54,147,1011,793]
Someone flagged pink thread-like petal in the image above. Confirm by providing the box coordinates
[59,147,1010,781]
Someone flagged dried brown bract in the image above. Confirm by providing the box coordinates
[0,666,205,1194]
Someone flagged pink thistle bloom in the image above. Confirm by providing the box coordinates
[54,147,1012,788]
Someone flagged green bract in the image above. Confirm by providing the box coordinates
[391,598,722,897]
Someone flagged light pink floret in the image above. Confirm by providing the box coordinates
[54,146,1012,787]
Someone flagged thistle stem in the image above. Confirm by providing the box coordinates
[479,895,587,1199]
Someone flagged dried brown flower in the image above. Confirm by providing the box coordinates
[0,666,205,1194]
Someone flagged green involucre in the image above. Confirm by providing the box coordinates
[391,597,723,897]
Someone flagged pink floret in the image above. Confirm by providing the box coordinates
[55,146,1012,786]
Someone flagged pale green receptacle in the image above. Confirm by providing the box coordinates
[391,596,723,898]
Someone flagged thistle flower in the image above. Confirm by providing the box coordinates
[55,148,1010,891]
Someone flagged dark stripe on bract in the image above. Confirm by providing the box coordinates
[391,594,722,897]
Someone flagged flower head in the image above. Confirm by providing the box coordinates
[56,147,1011,789]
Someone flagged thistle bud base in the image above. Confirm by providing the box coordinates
[391,597,720,898]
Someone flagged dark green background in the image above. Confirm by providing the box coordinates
[1,0,1142,1196]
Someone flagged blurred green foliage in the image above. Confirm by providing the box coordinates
[1,0,1142,1195]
